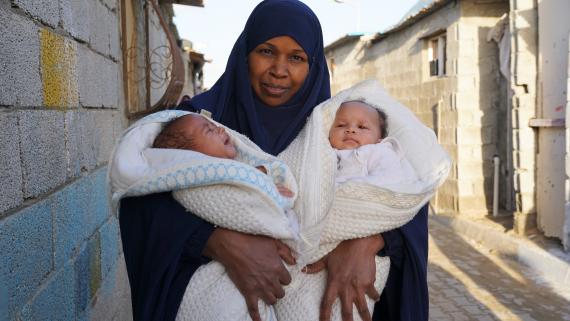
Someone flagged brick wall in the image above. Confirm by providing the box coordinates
[0,1,130,320]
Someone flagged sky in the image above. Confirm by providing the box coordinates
[173,0,419,88]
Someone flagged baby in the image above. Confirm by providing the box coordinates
[329,100,416,186]
[153,113,293,196]
[153,113,238,159]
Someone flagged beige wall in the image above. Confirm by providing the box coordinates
[536,0,570,241]
[508,0,539,233]
[326,0,510,216]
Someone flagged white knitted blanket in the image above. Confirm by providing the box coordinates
[108,110,301,246]
[176,81,450,321]
[108,80,451,321]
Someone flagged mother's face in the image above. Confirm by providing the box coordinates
[248,36,310,107]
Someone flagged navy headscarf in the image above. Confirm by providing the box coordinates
[179,0,331,155]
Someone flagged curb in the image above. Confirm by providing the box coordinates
[430,213,570,287]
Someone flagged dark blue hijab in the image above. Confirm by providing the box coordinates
[179,0,331,155]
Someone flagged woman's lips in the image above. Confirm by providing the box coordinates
[262,83,288,96]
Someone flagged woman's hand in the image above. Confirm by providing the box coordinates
[203,228,294,321]
[303,235,385,321]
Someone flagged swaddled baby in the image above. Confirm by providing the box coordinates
[152,113,294,198]
[329,100,417,187]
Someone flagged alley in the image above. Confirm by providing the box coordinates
[428,219,570,321]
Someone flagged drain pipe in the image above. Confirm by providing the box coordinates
[493,155,500,217]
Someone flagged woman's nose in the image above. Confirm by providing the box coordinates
[269,57,288,78]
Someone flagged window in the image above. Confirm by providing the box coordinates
[427,34,446,77]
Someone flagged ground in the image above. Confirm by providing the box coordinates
[428,219,570,321]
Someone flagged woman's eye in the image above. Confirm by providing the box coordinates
[290,55,306,63]
[258,48,273,56]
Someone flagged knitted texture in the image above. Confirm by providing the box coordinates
[110,80,451,321]
[177,80,451,321]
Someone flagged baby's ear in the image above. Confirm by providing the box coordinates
[377,138,383,143]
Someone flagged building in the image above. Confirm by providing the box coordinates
[0,0,205,319]
[325,0,570,249]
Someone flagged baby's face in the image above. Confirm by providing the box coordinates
[180,115,237,159]
[329,101,382,150]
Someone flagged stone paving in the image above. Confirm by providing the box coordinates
[428,219,570,321]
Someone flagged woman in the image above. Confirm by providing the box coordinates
[119,1,428,321]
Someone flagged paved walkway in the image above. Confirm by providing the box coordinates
[428,219,570,321]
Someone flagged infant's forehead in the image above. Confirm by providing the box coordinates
[338,101,376,112]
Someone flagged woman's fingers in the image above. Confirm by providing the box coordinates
[365,284,381,302]
[275,240,296,265]
[245,296,262,321]
[303,258,326,274]
[319,282,336,321]
[340,291,355,321]
[355,292,372,321]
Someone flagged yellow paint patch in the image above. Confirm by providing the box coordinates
[40,29,79,109]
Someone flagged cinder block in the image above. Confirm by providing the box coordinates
[88,0,110,56]
[52,178,91,269]
[90,167,111,229]
[458,195,491,214]
[0,113,23,213]
[0,7,42,107]
[78,46,120,108]
[100,216,119,279]
[0,200,53,319]
[19,111,66,198]
[60,0,90,42]
[13,0,59,28]
[40,29,79,109]
[65,111,97,178]
[101,0,118,10]
[108,10,120,60]
[89,256,133,321]
[456,161,486,180]
[20,261,76,321]
[456,127,484,144]
[74,235,102,314]
[0,274,6,321]
[93,111,121,165]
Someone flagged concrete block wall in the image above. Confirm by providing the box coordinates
[509,0,538,219]
[455,0,510,215]
[326,2,461,214]
[0,1,130,320]
[325,1,511,216]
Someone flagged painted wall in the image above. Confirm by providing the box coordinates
[536,0,570,241]
[0,0,130,320]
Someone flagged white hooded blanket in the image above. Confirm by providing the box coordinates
[108,80,451,321]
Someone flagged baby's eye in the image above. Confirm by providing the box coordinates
[358,125,368,129]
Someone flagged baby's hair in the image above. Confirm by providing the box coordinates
[153,115,197,150]
[343,100,388,138]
